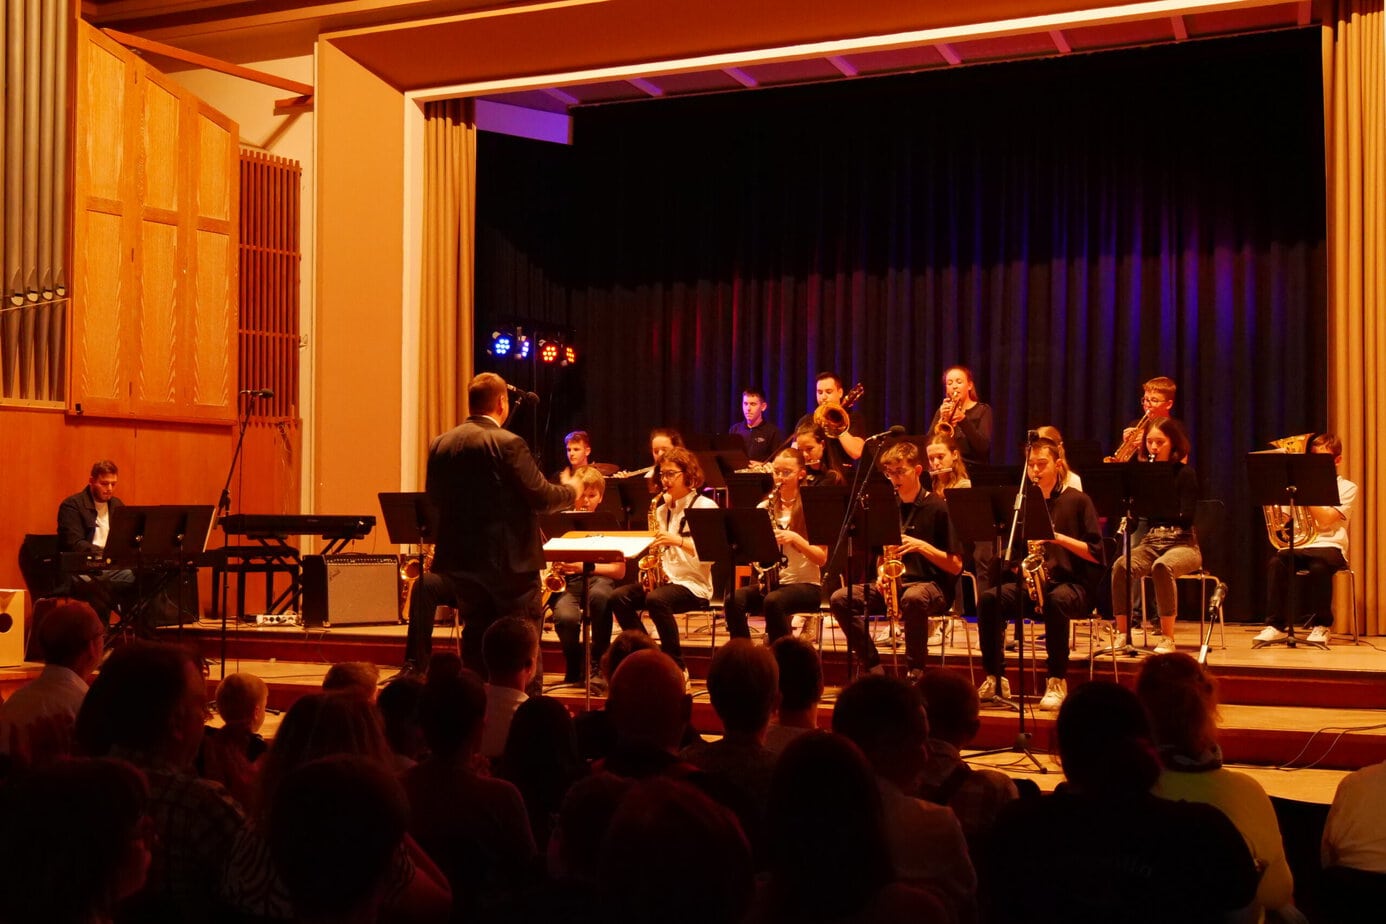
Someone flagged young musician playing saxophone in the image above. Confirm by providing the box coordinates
[927,365,994,464]
[607,447,716,678]
[976,438,1103,711]
[548,466,628,686]
[723,448,828,643]
[1110,418,1201,654]
[827,441,962,679]
[1255,433,1357,647]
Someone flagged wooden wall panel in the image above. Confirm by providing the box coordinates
[81,40,127,203]
[198,113,232,223]
[143,81,182,213]
[193,229,232,408]
[139,221,179,405]
[76,212,126,403]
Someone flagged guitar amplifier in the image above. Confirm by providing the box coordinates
[301,554,400,627]
[0,589,27,666]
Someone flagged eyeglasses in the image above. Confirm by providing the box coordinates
[881,467,913,479]
[1141,395,1166,407]
[658,469,683,481]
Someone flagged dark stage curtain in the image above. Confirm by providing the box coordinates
[475,30,1327,620]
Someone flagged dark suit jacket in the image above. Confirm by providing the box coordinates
[426,416,575,577]
[57,487,125,555]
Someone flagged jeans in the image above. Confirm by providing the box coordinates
[978,579,1088,681]
[1265,547,1346,629]
[828,580,949,671]
[1111,532,1201,621]
[551,575,618,680]
[723,582,824,642]
[608,581,707,668]
[406,570,542,680]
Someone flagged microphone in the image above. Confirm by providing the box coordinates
[1207,581,1227,617]
[865,424,907,441]
[1026,429,1039,444]
[506,384,539,405]
[240,388,274,398]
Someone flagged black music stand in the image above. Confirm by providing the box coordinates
[726,471,774,508]
[684,507,781,658]
[1084,462,1182,655]
[378,492,440,579]
[694,451,731,506]
[539,511,623,535]
[542,534,637,710]
[825,457,902,678]
[106,506,212,642]
[1247,452,1339,650]
[613,475,655,530]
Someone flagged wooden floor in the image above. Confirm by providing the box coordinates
[4,609,1379,805]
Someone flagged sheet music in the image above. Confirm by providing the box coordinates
[544,534,651,558]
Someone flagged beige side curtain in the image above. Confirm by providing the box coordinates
[1323,0,1385,635]
[0,0,69,403]
[418,99,477,483]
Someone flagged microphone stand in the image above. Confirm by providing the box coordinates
[213,392,263,678]
[826,432,893,680]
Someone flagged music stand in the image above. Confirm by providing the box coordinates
[378,491,440,571]
[1247,451,1340,650]
[725,471,774,508]
[824,464,902,677]
[106,506,210,642]
[694,451,731,506]
[149,505,215,631]
[684,507,781,662]
[1084,463,1182,655]
[542,534,640,709]
[613,475,655,530]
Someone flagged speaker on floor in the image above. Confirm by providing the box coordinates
[0,589,29,666]
[301,554,400,628]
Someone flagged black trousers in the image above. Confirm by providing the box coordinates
[405,570,542,679]
[551,575,618,681]
[1265,547,1346,629]
[723,582,823,643]
[608,581,706,668]
[828,581,949,671]
[978,580,1088,681]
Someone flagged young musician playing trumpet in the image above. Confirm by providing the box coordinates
[976,438,1103,711]
[928,365,993,464]
[827,441,961,679]
[607,447,716,677]
[1255,433,1357,647]
[723,448,828,643]
[548,466,628,686]
[1110,419,1201,655]
[1109,376,1179,462]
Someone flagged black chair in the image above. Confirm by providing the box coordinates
[1141,499,1227,649]
[17,533,62,599]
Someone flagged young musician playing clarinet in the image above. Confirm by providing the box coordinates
[548,466,627,687]
[723,448,828,644]
[976,438,1104,711]
[607,447,716,683]
[1110,418,1201,654]
[827,441,961,680]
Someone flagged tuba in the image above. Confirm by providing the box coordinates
[638,496,669,592]
[1262,433,1320,549]
[813,383,864,439]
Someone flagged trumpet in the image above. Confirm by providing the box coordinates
[934,385,967,437]
[1105,411,1152,462]
[813,382,864,439]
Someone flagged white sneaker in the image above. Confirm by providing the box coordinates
[1306,626,1331,645]
[927,621,946,649]
[681,667,691,693]
[798,615,819,644]
[1154,636,1176,655]
[1038,676,1067,711]
[977,675,1012,703]
[1254,626,1288,644]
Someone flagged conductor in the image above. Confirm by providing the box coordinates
[404,372,576,677]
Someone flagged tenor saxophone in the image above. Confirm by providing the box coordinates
[877,544,906,640]
[638,496,669,592]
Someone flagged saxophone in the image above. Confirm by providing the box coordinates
[638,495,669,592]
[1021,540,1049,609]
[877,544,906,639]
[399,544,434,619]
[542,562,568,594]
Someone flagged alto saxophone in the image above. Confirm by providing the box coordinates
[877,544,906,640]
[542,562,568,594]
[1021,540,1049,609]
[399,544,434,619]
[638,495,669,592]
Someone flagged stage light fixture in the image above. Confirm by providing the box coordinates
[538,339,561,364]
[563,344,578,365]
[488,328,515,357]
[514,333,532,360]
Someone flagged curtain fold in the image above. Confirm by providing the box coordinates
[1323,0,1385,636]
[418,98,477,484]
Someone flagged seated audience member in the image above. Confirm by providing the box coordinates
[978,682,1259,924]
[197,672,269,807]
[498,695,587,852]
[764,636,825,754]
[594,649,696,780]
[1322,756,1386,918]
[598,777,754,924]
[1136,653,1295,920]
[269,755,409,924]
[0,757,154,924]
[376,674,427,771]
[222,692,451,922]
[321,660,380,701]
[680,639,780,811]
[73,642,246,923]
[574,629,659,761]
[540,774,633,920]
[481,616,541,760]
[402,669,536,920]
[748,733,949,924]
[831,674,976,920]
[0,598,104,761]
[914,668,1018,848]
